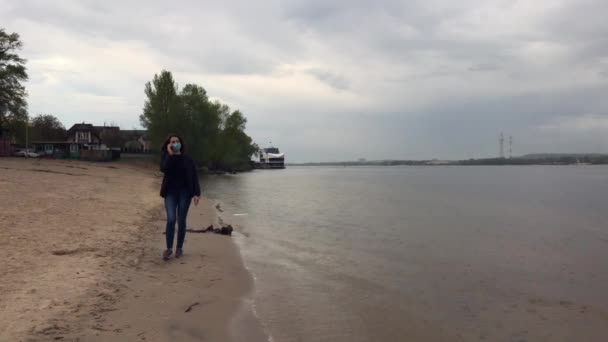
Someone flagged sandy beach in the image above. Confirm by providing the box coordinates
[0,157,265,341]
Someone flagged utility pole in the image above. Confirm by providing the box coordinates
[25,114,29,159]
[499,132,505,158]
[509,136,513,159]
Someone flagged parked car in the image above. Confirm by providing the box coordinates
[14,150,40,158]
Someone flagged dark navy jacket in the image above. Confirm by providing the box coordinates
[159,153,201,198]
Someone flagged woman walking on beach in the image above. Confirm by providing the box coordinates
[160,134,201,260]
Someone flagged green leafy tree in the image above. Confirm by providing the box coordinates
[0,28,28,131]
[180,84,220,164]
[212,109,257,171]
[141,70,257,171]
[140,70,183,151]
[209,101,232,168]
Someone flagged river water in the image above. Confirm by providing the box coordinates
[203,166,608,342]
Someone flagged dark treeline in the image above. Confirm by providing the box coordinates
[140,70,257,172]
[456,155,608,165]
[28,114,66,141]
[290,160,431,166]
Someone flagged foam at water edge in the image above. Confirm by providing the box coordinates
[217,200,275,342]
[228,252,275,342]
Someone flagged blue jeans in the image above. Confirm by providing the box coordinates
[164,191,192,250]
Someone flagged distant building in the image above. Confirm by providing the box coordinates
[120,130,151,153]
[67,123,103,143]
[32,123,122,160]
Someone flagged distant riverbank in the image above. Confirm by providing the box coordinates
[289,153,608,167]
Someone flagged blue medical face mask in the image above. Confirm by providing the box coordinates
[171,142,181,152]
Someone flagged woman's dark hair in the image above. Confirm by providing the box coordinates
[161,134,185,153]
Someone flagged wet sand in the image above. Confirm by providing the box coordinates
[0,158,265,341]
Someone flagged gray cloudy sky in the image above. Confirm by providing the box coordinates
[2,0,608,162]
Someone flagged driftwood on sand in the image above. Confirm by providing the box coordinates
[185,224,233,236]
[184,302,200,313]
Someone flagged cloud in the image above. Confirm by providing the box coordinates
[1,0,608,161]
[467,63,501,72]
[306,69,350,91]
[538,114,608,133]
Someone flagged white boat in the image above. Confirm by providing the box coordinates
[254,147,285,169]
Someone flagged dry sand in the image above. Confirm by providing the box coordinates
[0,157,266,342]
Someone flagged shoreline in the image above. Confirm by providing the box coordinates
[0,158,267,342]
[91,195,268,342]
